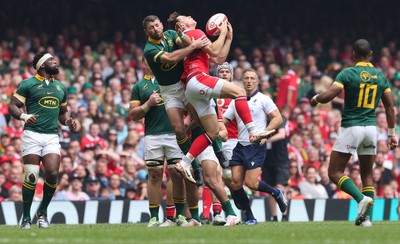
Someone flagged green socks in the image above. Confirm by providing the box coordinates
[221,200,236,216]
[37,180,58,215]
[149,204,160,219]
[337,176,364,202]
[22,181,36,221]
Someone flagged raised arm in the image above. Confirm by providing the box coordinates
[202,21,228,58]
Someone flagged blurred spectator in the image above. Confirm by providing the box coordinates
[54,173,70,200]
[80,123,107,152]
[63,174,90,201]
[298,166,328,199]
[85,175,106,200]
[2,166,23,198]
[374,151,393,185]
[319,165,337,198]
[5,185,22,201]
[108,173,124,200]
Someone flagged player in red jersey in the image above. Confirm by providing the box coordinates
[167,12,275,183]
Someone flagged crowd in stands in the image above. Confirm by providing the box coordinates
[1,1,400,203]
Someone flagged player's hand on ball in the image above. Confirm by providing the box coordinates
[217,21,228,35]
[226,21,233,40]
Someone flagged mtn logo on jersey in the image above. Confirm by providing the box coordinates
[39,96,60,109]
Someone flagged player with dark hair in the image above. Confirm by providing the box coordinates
[9,50,78,229]
[311,39,398,227]
[169,12,275,183]
[142,15,209,186]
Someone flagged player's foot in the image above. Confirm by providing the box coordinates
[200,216,210,225]
[147,217,160,227]
[249,129,276,143]
[37,213,49,228]
[174,161,196,184]
[244,219,258,225]
[176,214,188,227]
[274,189,288,213]
[360,216,372,227]
[193,167,204,186]
[182,219,202,227]
[159,219,175,227]
[224,215,241,226]
[355,196,373,226]
[212,214,226,226]
[20,219,31,229]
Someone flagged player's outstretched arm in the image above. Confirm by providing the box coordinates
[160,36,209,64]
[311,83,343,106]
[202,21,228,58]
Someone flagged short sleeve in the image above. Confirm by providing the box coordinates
[60,83,67,106]
[262,95,278,115]
[223,101,236,121]
[334,70,347,87]
[130,83,142,105]
[14,80,29,103]
[144,47,165,64]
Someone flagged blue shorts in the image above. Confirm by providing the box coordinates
[229,143,267,170]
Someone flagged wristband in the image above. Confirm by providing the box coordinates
[312,95,319,104]
[20,113,33,122]
[388,128,396,137]
[141,102,150,113]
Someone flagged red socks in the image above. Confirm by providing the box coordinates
[235,96,253,125]
[202,187,212,219]
[188,133,213,158]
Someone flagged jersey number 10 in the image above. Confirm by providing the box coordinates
[357,84,377,109]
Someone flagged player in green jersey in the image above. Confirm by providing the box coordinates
[142,15,209,186]
[130,57,198,227]
[311,39,398,227]
[9,51,78,229]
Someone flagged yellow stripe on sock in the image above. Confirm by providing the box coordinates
[189,205,198,210]
[44,181,58,188]
[149,204,160,208]
[337,176,350,188]
[362,186,375,193]
[173,198,186,204]
[23,182,36,190]
[177,136,189,144]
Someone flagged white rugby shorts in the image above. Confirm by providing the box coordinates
[21,130,61,157]
[144,134,183,160]
[159,81,188,110]
[332,126,377,155]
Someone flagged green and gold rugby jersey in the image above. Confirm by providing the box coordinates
[14,74,67,134]
[131,75,174,136]
[334,62,391,127]
[143,30,184,86]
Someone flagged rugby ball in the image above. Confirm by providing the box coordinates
[206,13,228,36]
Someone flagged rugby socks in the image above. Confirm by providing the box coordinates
[37,179,58,215]
[165,204,176,221]
[22,181,36,221]
[221,200,236,216]
[202,187,212,219]
[337,176,364,202]
[177,135,201,171]
[187,133,213,159]
[362,186,375,216]
[213,202,222,216]
[235,96,253,125]
[232,188,255,220]
[189,205,200,221]
[257,180,280,197]
[212,136,223,154]
[149,204,160,220]
[173,197,186,217]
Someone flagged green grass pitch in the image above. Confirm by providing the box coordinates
[2,222,400,244]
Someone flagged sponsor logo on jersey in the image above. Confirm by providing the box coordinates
[38,96,60,109]
[360,71,371,82]
[346,145,357,150]
[143,83,148,90]
[56,85,61,91]
[47,92,54,94]
[363,144,376,149]
[37,84,44,89]
[161,62,177,71]
[167,39,173,47]
[199,90,206,95]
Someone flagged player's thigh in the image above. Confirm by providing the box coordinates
[21,130,44,157]
[219,79,244,98]
[197,146,218,180]
[163,134,184,161]
[222,139,238,161]
[245,167,262,188]
[42,133,61,157]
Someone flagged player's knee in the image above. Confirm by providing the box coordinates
[230,180,242,191]
[24,164,40,184]
[148,169,163,184]
[172,125,186,139]
[244,179,258,191]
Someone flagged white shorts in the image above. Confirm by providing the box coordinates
[184,73,225,118]
[333,126,377,155]
[222,138,238,161]
[159,81,188,110]
[21,130,61,157]
[197,145,218,165]
[144,134,183,160]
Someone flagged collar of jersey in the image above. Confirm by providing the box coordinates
[148,34,166,44]
[35,74,55,82]
[355,62,374,67]
[144,75,153,80]
[247,90,259,100]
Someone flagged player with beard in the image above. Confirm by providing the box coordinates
[9,51,78,229]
